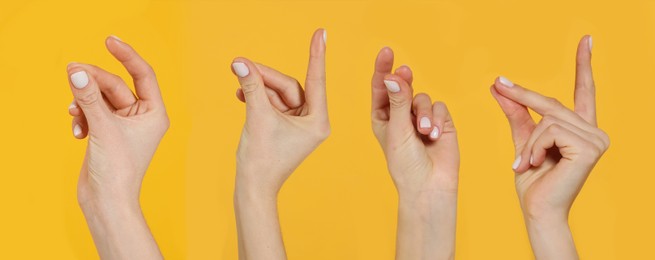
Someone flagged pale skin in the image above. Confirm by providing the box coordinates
[371,47,459,260]
[232,29,328,260]
[67,36,167,260]
[491,35,609,260]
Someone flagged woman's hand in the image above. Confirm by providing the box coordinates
[491,35,609,260]
[67,36,167,260]
[233,29,328,260]
[371,47,459,260]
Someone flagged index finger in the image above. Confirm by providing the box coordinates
[493,76,599,133]
[372,47,394,119]
[105,36,163,104]
[304,28,327,116]
[574,35,597,126]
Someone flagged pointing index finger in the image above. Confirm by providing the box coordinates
[574,35,597,126]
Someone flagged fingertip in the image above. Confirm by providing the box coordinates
[72,123,84,139]
[417,116,432,133]
[310,28,326,56]
[383,74,407,93]
[105,35,129,57]
[379,46,393,55]
[69,70,90,89]
[383,79,400,93]
[429,126,440,140]
[512,155,523,172]
[376,47,394,64]
[231,57,253,78]
[586,35,592,53]
[497,76,515,88]
[394,65,413,83]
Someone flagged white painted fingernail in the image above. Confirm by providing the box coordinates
[588,36,593,53]
[323,30,327,44]
[529,155,534,165]
[232,62,249,78]
[70,71,89,89]
[68,101,77,110]
[73,124,82,137]
[419,117,431,129]
[110,35,122,42]
[499,76,514,87]
[383,80,400,93]
[512,156,522,170]
[430,127,440,139]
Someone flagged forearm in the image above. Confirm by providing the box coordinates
[524,214,578,260]
[234,181,286,260]
[80,199,162,260]
[395,191,457,260]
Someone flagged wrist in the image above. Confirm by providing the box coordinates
[524,211,570,236]
[235,168,284,199]
[523,212,578,259]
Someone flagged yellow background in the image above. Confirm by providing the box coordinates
[0,0,653,259]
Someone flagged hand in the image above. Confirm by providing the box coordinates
[491,35,609,259]
[232,29,328,260]
[371,47,459,260]
[67,36,167,259]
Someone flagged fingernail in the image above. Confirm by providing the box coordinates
[529,155,534,165]
[419,117,431,129]
[232,62,249,78]
[499,76,514,87]
[73,124,82,137]
[588,36,593,52]
[68,101,77,110]
[383,80,400,93]
[512,156,522,170]
[430,127,440,139]
[323,30,327,44]
[110,35,122,42]
[70,71,89,89]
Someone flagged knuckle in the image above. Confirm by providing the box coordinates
[540,115,556,125]
[546,123,563,134]
[432,101,448,114]
[433,101,447,108]
[240,81,261,94]
[311,120,331,141]
[414,93,430,102]
[76,90,100,106]
[598,130,611,151]
[389,95,410,109]
[546,97,562,107]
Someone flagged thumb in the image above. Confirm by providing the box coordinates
[67,64,110,128]
[383,74,414,133]
[231,58,271,112]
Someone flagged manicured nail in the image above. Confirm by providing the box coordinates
[588,36,593,52]
[383,80,400,93]
[430,126,440,139]
[232,62,249,78]
[323,30,327,44]
[70,71,89,89]
[419,117,431,129]
[110,35,122,42]
[529,155,534,165]
[68,101,77,110]
[73,124,82,137]
[512,156,522,170]
[499,76,514,87]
